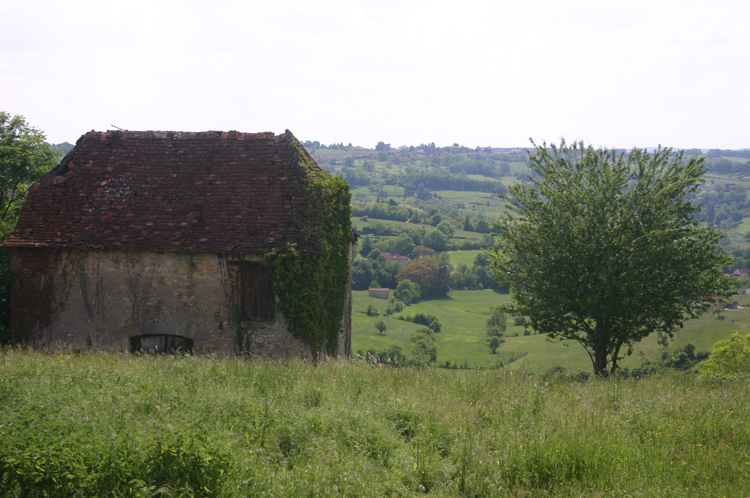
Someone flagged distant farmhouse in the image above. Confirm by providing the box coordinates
[380,252,409,266]
[4,130,353,358]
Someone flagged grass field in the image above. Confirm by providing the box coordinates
[353,289,750,372]
[444,250,484,268]
[430,190,505,217]
[2,351,749,497]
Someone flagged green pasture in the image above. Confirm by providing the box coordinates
[444,249,484,267]
[431,190,505,216]
[3,351,750,496]
[508,161,530,175]
[353,289,750,372]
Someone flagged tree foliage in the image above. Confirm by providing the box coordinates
[699,333,750,378]
[394,279,421,304]
[0,112,61,237]
[396,256,450,299]
[410,328,437,363]
[489,140,732,375]
[374,320,386,335]
[488,336,501,354]
[486,307,507,338]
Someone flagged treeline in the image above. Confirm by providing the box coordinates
[340,168,507,194]
[707,149,750,160]
[352,201,498,233]
[707,158,750,176]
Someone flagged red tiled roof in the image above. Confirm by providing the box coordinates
[381,252,409,260]
[4,129,325,254]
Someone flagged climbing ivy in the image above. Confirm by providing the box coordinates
[265,143,352,360]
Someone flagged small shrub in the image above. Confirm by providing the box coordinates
[523,329,531,336]
[513,316,525,327]
[542,365,567,381]
[366,305,379,317]
[401,313,442,332]
[410,328,437,363]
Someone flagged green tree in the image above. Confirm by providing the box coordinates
[396,256,450,299]
[0,112,61,237]
[488,336,501,354]
[436,220,455,237]
[394,279,421,304]
[393,235,415,256]
[486,308,507,337]
[374,320,387,336]
[424,230,449,252]
[359,235,373,257]
[489,140,732,376]
[699,332,750,378]
[475,219,490,233]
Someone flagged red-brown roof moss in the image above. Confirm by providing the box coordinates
[5,129,326,254]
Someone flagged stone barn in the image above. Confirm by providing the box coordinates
[4,129,353,358]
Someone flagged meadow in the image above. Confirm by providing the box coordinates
[352,290,750,371]
[1,350,749,497]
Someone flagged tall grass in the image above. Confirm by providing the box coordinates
[1,350,749,496]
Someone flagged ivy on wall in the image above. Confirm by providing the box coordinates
[265,143,352,359]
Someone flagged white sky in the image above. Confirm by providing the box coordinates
[1,0,748,149]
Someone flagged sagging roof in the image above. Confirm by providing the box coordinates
[5,129,323,254]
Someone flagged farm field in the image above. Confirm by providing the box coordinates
[430,190,505,217]
[2,351,749,497]
[352,289,750,371]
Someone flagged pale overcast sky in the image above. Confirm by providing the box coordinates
[1,0,748,149]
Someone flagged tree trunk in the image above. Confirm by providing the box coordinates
[609,343,622,376]
[593,324,609,376]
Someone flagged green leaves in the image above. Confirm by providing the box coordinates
[265,144,352,359]
[0,112,61,238]
[491,140,732,375]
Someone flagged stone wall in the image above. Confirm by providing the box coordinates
[10,248,350,358]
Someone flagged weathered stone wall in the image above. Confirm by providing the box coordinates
[10,248,352,359]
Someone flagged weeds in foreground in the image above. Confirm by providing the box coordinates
[1,350,749,496]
